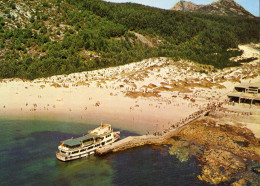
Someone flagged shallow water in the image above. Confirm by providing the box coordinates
[0,119,208,185]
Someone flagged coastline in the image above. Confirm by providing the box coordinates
[0,81,200,134]
[0,44,259,135]
[0,44,259,185]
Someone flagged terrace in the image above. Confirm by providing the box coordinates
[228,83,260,105]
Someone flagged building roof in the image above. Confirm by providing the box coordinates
[235,83,260,89]
[228,92,260,101]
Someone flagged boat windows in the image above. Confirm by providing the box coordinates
[81,138,92,143]
[95,144,100,147]
[72,151,79,154]
[68,144,80,148]
[88,146,93,150]
[107,139,112,143]
[105,134,110,138]
[80,149,86,152]
[61,150,66,153]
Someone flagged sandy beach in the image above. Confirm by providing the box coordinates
[0,44,259,135]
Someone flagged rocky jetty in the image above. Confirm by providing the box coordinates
[96,135,167,155]
[96,110,207,155]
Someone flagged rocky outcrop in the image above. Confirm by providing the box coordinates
[168,117,260,185]
[171,0,255,18]
[96,111,260,185]
[198,149,246,184]
[170,1,199,12]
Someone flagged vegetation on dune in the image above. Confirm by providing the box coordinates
[0,0,258,79]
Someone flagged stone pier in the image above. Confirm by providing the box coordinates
[96,111,208,155]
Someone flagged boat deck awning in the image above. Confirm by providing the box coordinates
[62,134,99,147]
[63,137,88,147]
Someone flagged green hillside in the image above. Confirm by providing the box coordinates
[0,0,258,79]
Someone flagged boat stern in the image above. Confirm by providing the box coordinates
[56,151,68,162]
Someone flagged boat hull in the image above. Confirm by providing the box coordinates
[56,150,95,161]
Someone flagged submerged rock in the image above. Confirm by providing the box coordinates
[168,140,203,162]
[252,167,260,174]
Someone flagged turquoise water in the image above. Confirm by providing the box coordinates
[0,119,208,185]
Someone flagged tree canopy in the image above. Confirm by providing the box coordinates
[0,0,258,79]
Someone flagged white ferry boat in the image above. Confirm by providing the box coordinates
[56,124,120,161]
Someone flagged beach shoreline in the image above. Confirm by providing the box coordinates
[0,44,259,135]
[0,80,201,134]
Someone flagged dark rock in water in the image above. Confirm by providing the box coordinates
[252,167,260,174]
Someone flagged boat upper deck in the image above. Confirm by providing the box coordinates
[61,124,114,148]
[62,134,98,147]
[89,124,112,135]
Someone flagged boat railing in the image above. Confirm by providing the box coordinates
[56,151,67,157]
